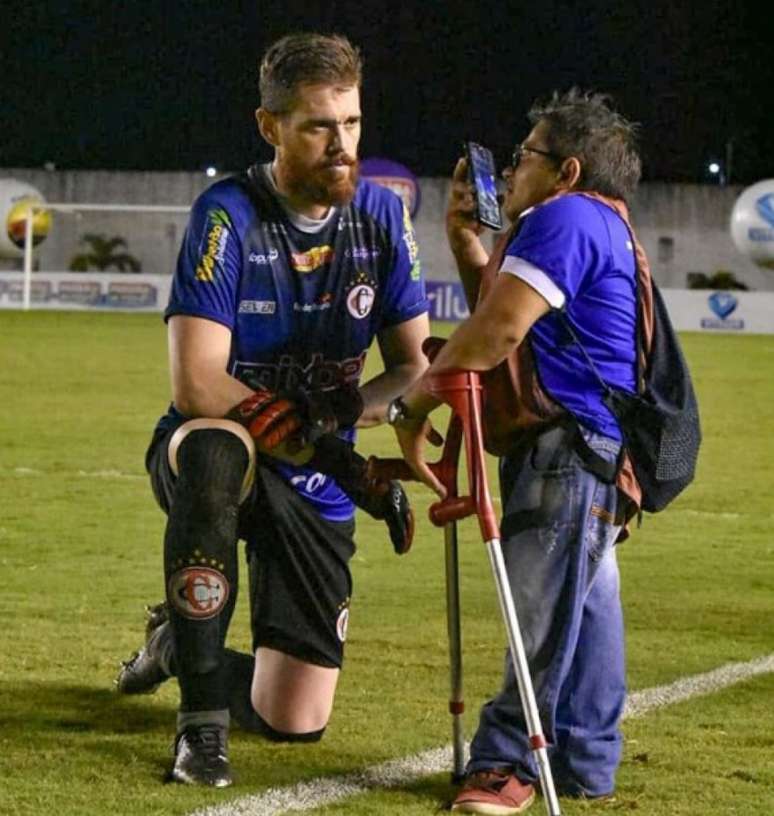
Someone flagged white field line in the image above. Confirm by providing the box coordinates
[623,653,774,717]
[76,469,145,480]
[188,653,774,816]
[10,466,144,480]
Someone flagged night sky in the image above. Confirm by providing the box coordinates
[4,1,773,184]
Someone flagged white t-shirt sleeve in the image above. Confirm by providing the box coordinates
[499,255,566,309]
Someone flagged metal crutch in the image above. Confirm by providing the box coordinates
[374,354,562,815]
[426,367,561,816]
[372,410,467,782]
[435,416,466,782]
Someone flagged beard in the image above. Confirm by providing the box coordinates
[279,153,360,209]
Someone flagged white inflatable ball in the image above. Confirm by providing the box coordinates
[730,179,774,270]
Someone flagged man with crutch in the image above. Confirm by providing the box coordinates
[387,90,645,813]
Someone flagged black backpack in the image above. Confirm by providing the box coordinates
[563,280,702,514]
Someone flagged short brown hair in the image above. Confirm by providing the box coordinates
[528,88,642,201]
[259,33,362,114]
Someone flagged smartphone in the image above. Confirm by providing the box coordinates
[464,141,503,230]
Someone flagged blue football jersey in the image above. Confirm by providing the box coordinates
[158,164,428,521]
[504,195,637,440]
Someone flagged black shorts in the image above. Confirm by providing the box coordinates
[146,428,355,669]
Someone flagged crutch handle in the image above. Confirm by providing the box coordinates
[366,447,458,489]
[422,368,500,542]
[370,336,498,537]
[367,452,477,526]
[429,495,476,525]
[367,413,464,516]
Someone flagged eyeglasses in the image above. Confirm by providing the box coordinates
[510,144,564,169]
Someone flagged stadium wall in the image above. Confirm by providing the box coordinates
[0,270,770,335]
[1,168,770,293]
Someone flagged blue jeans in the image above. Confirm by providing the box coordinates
[468,425,625,797]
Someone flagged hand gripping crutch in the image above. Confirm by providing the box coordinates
[373,344,561,815]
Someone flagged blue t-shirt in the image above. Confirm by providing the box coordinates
[504,194,637,440]
[158,165,428,521]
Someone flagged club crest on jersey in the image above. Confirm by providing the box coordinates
[291,245,334,273]
[195,208,231,282]
[168,566,229,620]
[346,269,377,319]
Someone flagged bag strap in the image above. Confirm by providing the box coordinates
[561,419,619,483]
[557,215,644,395]
[557,311,613,395]
[552,214,644,486]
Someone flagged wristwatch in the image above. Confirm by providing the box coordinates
[386,395,411,425]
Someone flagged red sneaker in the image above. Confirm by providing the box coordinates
[451,770,536,815]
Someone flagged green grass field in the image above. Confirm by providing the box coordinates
[1,311,772,816]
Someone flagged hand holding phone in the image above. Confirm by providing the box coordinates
[464,141,503,231]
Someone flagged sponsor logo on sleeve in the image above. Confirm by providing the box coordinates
[238,300,276,314]
[401,204,421,280]
[291,245,334,273]
[195,208,231,282]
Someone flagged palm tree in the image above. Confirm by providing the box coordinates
[69,234,142,273]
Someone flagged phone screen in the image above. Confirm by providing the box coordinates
[465,141,503,230]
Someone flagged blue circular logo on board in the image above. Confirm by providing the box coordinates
[708,291,738,320]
